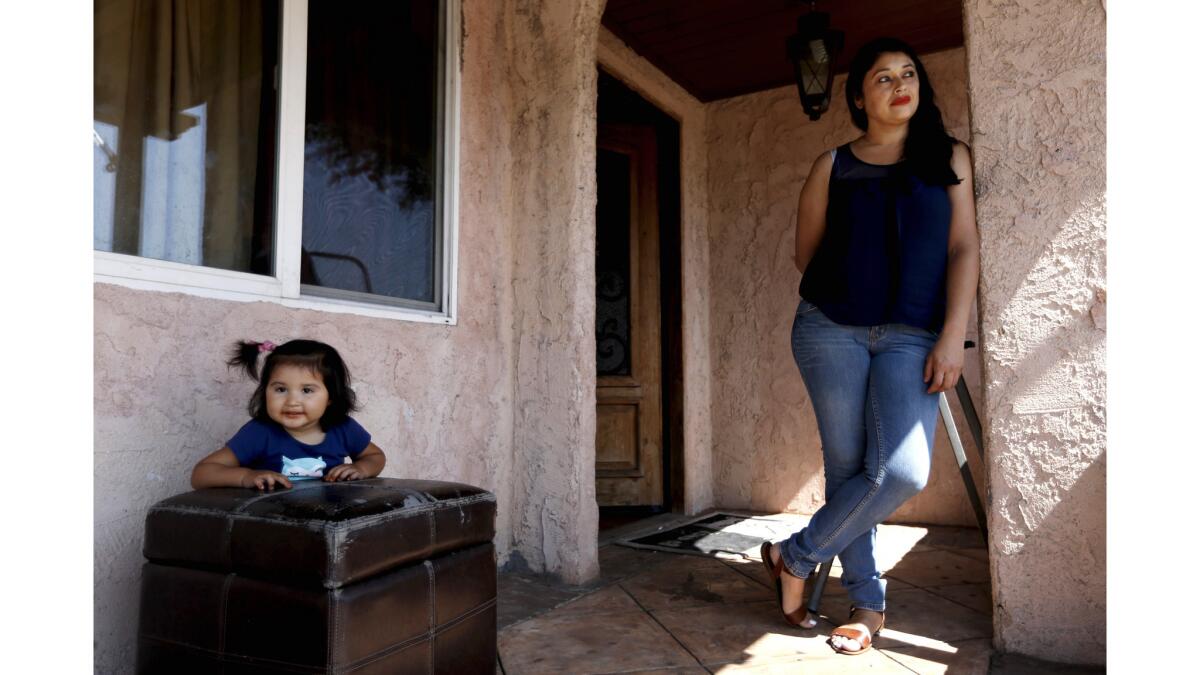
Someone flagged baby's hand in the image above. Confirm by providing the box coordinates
[240,470,293,490]
[324,464,365,482]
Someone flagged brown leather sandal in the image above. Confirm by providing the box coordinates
[759,541,818,629]
[828,607,885,655]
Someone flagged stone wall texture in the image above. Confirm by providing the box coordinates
[963,0,1106,663]
[704,49,986,527]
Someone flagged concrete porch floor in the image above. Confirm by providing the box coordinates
[495,511,1099,674]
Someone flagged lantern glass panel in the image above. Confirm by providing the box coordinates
[802,61,829,95]
[809,39,829,63]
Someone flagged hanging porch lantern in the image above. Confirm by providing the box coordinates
[786,6,844,121]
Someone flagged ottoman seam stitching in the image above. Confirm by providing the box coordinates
[326,589,334,674]
[429,510,437,553]
[338,598,498,673]
[223,514,235,568]
[232,489,288,513]
[426,559,436,674]
[432,597,496,633]
[138,634,327,671]
[329,587,340,675]
[149,492,495,528]
[326,526,340,593]
[218,572,234,658]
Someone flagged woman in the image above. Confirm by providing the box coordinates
[759,37,979,656]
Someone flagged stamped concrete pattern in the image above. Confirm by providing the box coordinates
[499,521,996,674]
[924,583,993,616]
[881,638,994,675]
[500,608,699,674]
[620,556,774,611]
[884,549,991,588]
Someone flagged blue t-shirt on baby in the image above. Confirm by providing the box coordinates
[227,417,371,480]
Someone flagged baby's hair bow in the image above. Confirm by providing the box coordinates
[258,341,277,353]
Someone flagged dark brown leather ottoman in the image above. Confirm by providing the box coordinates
[136,479,497,674]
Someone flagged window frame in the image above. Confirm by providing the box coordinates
[92,0,461,326]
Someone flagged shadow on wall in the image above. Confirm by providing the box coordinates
[976,185,1106,664]
[978,192,1106,545]
[991,454,1106,660]
[984,198,1107,410]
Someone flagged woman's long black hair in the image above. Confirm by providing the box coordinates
[845,37,961,187]
[227,339,359,430]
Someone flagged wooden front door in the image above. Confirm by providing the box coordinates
[595,123,663,507]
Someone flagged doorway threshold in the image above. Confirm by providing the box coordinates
[598,509,715,547]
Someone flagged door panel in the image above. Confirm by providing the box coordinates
[596,404,639,470]
[596,123,662,507]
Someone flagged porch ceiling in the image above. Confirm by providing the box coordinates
[601,0,964,102]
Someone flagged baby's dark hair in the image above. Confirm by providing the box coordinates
[227,339,359,430]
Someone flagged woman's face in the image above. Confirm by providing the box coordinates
[855,51,920,127]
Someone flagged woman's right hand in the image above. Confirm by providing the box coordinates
[239,470,293,490]
[923,333,965,394]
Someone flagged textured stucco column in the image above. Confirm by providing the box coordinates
[504,0,605,584]
[963,0,1106,663]
[596,28,715,515]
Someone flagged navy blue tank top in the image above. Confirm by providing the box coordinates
[799,143,951,331]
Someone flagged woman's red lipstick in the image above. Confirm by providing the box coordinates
[890,95,911,106]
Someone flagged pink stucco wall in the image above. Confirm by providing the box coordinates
[704,48,985,527]
[963,0,1106,663]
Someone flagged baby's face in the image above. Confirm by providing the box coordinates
[265,364,330,438]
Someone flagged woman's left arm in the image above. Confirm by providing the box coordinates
[925,142,981,394]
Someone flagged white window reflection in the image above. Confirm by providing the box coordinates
[93,123,119,252]
[138,103,207,266]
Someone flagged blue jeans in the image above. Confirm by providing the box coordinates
[780,298,941,612]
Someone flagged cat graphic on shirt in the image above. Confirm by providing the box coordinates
[280,456,326,480]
